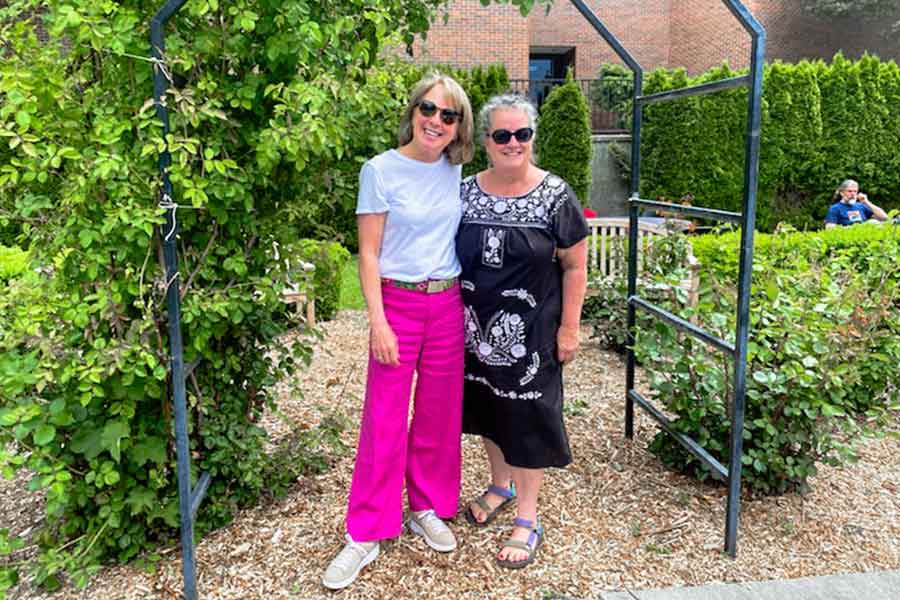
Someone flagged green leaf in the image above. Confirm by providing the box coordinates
[132,436,167,467]
[32,424,56,446]
[101,421,130,462]
[125,487,156,515]
[70,427,103,459]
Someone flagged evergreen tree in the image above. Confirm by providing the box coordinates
[536,69,593,204]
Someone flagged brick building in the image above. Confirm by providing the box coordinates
[411,0,900,80]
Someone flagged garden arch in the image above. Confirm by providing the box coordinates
[150,1,764,598]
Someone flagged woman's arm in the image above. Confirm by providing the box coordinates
[555,238,588,364]
[358,213,400,366]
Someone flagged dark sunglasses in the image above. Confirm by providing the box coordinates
[416,100,462,125]
[489,127,534,145]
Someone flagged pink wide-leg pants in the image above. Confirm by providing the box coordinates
[346,282,464,542]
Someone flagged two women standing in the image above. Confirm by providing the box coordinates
[323,76,587,590]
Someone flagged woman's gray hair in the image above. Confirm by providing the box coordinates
[478,94,539,145]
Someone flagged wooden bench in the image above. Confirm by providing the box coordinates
[282,286,316,325]
[585,217,700,307]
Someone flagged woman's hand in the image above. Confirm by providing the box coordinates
[557,324,580,364]
[370,320,400,366]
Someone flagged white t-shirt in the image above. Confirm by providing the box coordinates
[356,149,462,282]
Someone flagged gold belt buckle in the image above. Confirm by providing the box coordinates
[427,279,444,293]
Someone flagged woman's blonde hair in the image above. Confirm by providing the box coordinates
[397,72,474,165]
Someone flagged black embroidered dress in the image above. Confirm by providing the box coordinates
[456,173,589,469]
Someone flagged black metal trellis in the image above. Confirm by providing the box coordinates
[152,2,210,599]
[569,0,765,557]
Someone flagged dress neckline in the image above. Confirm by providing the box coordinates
[474,172,549,199]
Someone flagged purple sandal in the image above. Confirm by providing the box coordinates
[496,517,543,570]
[465,484,516,528]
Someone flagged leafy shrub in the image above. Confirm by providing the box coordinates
[0,245,28,281]
[536,69,593,204]
[293,239,351,322]
[584,233,693,352]
[590,63,634,129]
[638,226,900,494]
[640,54,900,232]
[0,0,509,592]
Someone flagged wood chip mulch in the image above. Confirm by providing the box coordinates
[3,310,899,599]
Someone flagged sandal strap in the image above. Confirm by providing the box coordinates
[473,495,492,513]
[501,539,533,553]
[513,517,535,529]
[487,484,515,499]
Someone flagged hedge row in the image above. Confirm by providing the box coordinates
[640,53,900,232]
[636,224,900,494]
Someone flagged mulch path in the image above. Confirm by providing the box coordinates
[3,310,899,599]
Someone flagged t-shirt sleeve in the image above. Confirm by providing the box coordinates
[824,204,840,224]
[861,203,874,219]
[356,162,388,215]
[553,183,590,248]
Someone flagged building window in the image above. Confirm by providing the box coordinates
[527,47,575,107]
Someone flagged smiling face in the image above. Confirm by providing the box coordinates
[484,107,533,172]
[407,83,459,162]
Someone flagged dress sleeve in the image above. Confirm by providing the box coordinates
[356,161,389,214]
[553,182,590,248]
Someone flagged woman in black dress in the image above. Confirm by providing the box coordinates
[457,94,588,568]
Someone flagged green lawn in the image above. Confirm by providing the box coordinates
[338,255,366,310]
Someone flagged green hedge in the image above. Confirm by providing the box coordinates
[296,239,351,322]
[637,225,900,494]
[536,70,593,203]
[640,53,900,232]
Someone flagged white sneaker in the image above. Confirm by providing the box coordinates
[408,509,457,552]
[322,534,380,590]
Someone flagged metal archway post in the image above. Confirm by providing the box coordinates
[569,0,765,558]
[151,2,210,598]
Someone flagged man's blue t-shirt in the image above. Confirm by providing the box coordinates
[824,202,873,226]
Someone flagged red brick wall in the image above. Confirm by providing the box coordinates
[670,1,900,75]
[407,0,530,80]
[528,0,672,79]
[413,1,900,79]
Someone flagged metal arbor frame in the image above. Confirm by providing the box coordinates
[148,1,763,596]
[568,0,765,557]
[151,2,210,599]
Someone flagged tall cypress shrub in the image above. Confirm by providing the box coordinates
[536,69,593,203]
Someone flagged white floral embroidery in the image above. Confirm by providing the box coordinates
[461,279,475,291]
[465,374,543,400]
[519,352,541,386]
[482,227,505,268]
[501,288,537,308]
[460,174,569,227]
[465,307,526,367]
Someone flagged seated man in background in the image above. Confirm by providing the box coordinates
[825,179,888,228]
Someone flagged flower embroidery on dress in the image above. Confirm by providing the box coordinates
[460,279,475,291]
[465,374,543,400]
[482,227,505,268]
[465,306,526,367]
[501,288,537,308]
[519,352,541,386]
[460,174,568,227]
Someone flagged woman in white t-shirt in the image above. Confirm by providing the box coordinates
[322,73,474,590]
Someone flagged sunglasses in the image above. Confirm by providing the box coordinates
[489,127,534,145]
[416,100,462,125]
